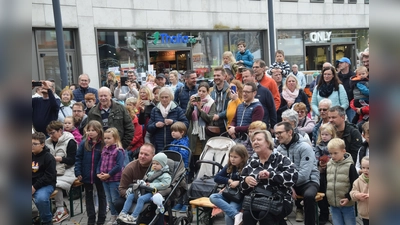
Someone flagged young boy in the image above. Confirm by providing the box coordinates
[327,138,359,225]
[84,93,96,114]
[350,156,369,225]
[235,41,254,68]
[32,132,57,225]
[118,152,172,224]
[355,121,369,174]
[267,50,291,78]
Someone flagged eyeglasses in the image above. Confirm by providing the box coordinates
[73,110,83,113]
[319,108,328,112]
[275,131,287,136]
[48,131,57,136]
[242,90,255,94]
[32,142,41,146]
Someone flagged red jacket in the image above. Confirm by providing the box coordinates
[128,116,143,152]
[350,99,369,123]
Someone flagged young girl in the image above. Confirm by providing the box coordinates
[221,51,238,80]
[125,97,144,161]
[74,121,107,225]
[63,116,82,144]
[209,144,249,225]
[350,156,369,225]
[145,74,156,90]
[97,128,125,225]
[314,123,337,225]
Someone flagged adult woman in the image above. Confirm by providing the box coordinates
[311,66,349,116]
[226,80,243,131]
[169,70,184,93]
[293,102,316,136]
[45,121,77,223]
[147,87,189,152]
[241,130,298,225]
[58,87,76,122]
[114,78,139,101]
[138,86,155,143]
[277,74,310,122]
[104,71,118,97]
[281,109,312,145]
[186,81,216,177]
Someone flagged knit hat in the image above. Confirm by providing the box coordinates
[153,152,168,168]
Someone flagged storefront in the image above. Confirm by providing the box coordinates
[97,30,267,84]
[277,29,369,72]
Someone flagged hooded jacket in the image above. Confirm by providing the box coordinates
[350,174,369,219]
[235,49,254,68]
[32,146,57,190]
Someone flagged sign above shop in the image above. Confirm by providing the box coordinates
[309,31,332,43]
[150,32,198,45]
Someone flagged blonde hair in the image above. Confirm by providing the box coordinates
[222,51,236,64]
[169,70,179,79]
[251,130,274,151]
[362,121,369,134]
[104,127,123,148]
[356,66,368,75]
[60,87,74,101]
[283,74,300,91]
[361,156,369,164]
[248,121,267,131]
[139,86,154,100]
[327,138,345,151]
[317,123,337,145]
[293,102,307,113]
[146,74,155,82]
[125,97,138,106]
[106,71,117,84]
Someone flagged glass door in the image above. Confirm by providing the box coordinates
[305,45,330,71]
[332,44,355,71]
[175,51,190,71]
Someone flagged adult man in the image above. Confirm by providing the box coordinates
[72,102,88,135]
[336,57,355,122]
[210,67,230,134]
[242,68,277,130]
[174,70,198,110]
[252,59,281,110]
[73,74,99,103]
[312,98,332,145]
[328,106,362,163]
[115,143,156,212]
[275,121,320,225]
[32,81,60,133]
[87,87,134,149]
[361,50,369,70]
[155,73,168,87]
[228,82,264,139]
[291,64,307,90]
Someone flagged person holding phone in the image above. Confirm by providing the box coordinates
[114,78,139,101]
[226,80,243,131]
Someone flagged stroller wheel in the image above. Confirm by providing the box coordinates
[173,216,190,225]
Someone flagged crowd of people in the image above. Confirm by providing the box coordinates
[32,41,370,225]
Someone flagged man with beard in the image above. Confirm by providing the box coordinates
[210,67,230,134]
[174,70,198,110]
[336,57,355,122]
[72,102,88,135]
[253,59,281,110]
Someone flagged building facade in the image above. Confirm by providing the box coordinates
[32,0,368,90]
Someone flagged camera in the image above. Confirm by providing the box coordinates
[32,81,42,87]
[195,97,201,102]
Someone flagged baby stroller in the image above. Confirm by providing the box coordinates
[117,148,190,225]
[184,136,236,224]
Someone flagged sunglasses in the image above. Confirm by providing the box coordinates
[319,108,328,112]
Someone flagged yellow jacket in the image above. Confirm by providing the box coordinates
[226,98,242,130]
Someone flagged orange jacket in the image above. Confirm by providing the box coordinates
[258,74,281,110]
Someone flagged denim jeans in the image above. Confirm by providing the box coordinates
[103,181,120,215]
[32,185,54,223]
[84,182,107,224]
[123,149,130,167]
[330,205,356,225]
[346,107,356,122]
[132,193,152,217]
[121,193,137,214]
[209,193,241,225]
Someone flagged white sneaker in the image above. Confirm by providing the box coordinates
[107,215,117,225]
[234,212,243,225]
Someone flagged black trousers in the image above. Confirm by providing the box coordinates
[362,218,369,225]
[293,182,319,225]
[83,182,107,225]
[243,200,292,225]
[317,172,330,222]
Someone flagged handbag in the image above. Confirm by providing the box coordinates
[221,173,243,203]
[205,125,221,137]
[242,186,284,220]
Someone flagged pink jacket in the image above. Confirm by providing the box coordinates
[69,128,82,145]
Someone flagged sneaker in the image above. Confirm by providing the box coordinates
[284,217,287,221]
[52,209,69,224]
[107,215,117,225]
[234,212,243,225]
[179,205,188,213]
[172,203,183,212]
[295,209,304,222]
[118,212,128,221]
[124,215,137,224]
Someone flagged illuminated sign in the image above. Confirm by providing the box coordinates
[309,31,332,42]
[150,32,197,45]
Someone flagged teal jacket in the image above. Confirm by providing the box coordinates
[311,84,349,116]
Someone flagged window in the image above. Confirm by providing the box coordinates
[310,0,324,2]
[277,31,305,70]
[333,0,344,3]
[349,0,357,3]
[280,0,298,2]
[365,0,369,3]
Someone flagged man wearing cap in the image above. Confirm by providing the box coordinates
[336,57,355,122]
[155,73,169,88]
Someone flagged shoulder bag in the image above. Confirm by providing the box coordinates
[242,186,284,220]
[221,173,243,203]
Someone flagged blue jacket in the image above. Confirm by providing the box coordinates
[214,165,240,185]
[169,136,190,169]
[32,90,60,133]
[73,86,99,104]
[174,83,198,111]
[255,84,277,128]
[74,139,103,184]
[147,102,189,153]
[235,50,254,68]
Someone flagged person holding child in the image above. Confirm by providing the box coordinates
[355,122,369,174]
[350,156,369,225]
[209,144,249,225]
[326,138,359,225]
[349,66,369,129]
[117,152,172,224]
[75,121,107,225]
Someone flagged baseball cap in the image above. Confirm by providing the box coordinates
[156,73,166,79]
[336,57,351,65]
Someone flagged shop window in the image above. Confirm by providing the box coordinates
[277,31,305,71]
[36,30,74,49]
[229,31,263,61]
[310,0,324,3]
[349,0,357,3]
[333,0,344,3]
[365,0,369,3]
[280,0,298,2]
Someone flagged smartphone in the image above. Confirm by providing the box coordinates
[120,77,128,86]
[32,81,42,87]
[143,100,150,106]
[231,86,237,93]
[195,97,201,102]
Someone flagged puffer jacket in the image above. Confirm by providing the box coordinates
[147,101,189,152]
[74,139,103,184]
[144,166,172,190]
[235,49,254,68]
[169,136,190,169]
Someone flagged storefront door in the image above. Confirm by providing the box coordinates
[175,51,190,71]
[332,44,355,70]
[305,45,331,71]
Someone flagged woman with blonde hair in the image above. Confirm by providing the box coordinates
[222,51,239,78]
[104,71,118,97]
[169,70,184,93]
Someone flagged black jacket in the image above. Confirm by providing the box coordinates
[338,70,355,101]
[342,121,363,163]
[32,146,57,190]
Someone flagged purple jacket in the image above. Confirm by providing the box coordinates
[69,128,82,145]
[97,144,124,182]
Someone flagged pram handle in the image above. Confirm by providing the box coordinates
[196,159,224,170]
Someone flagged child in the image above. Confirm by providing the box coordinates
[125,98,144,161]
[32,132,57,225]
[266,50,291,78]
[145,74,156,91]
[97,128,125,225]
[326,138,359,225]
[118,152,172,224]
[63,116,82,144]
[85,93,96,115]
[222,51,239,76]
[350,66,369,126]
[209,144,249,225]
[350,156,369,225]
[314,123,337,225]
[74,121,107,225]
[355,122,369,174]
[235,41,254,68]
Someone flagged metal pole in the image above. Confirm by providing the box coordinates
[267,0,276,64]
[52,0,68,88]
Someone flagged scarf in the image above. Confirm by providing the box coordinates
[362,174,369,183]
[191,95,214,140]
[282,88,299,105]
[159,101,172,118]
[62,101,71,106]
[318,83,334,98]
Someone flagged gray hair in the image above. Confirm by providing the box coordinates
[158,87,174,100]
[98,86,112,95]
[319,98,332,107]
[329,106,346,117]
[78,73,90,82]
[281,109,299,127]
